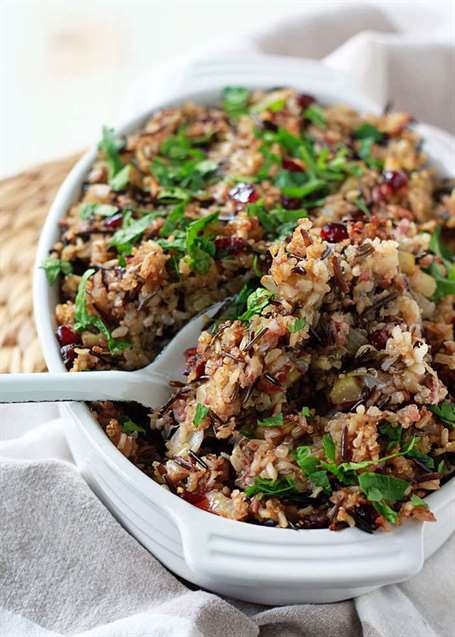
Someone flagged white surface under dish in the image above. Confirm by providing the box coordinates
[33,55,455,604]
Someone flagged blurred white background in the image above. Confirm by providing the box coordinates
[0,0,453,179]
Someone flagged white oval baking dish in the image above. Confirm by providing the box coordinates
[33,55,455,604]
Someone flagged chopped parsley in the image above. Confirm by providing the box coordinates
[222,87,250,119]
[151,131,218,195]
[247,200,308,239]
[427,226,455,300]
[110,211,161,256]
[304,104,326,128]
[358,472,410,524]
[322,433,336,463]
[98,126,131,190]
[359,472,409,501]
[193,403,209,427]
[288,317,306,334]
[257,414,284,427]
[110,164,132,192]
[429,400,455,429]
[79,203,118,219]
[245,476,297,498]
[42,257,73,285]
[294,446,320,475]
[185,212,218,273]
[120,416,146,435]
[410,494,428,509]
[159,203,186,238]
[74,269,130,354]
[379,422,402,450]
[294,446,332,494]
[99,126,124,176]
[354,123,383,142]
[353,123,384,170]
[239,287,274,321]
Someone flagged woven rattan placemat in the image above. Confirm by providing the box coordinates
[0,154,80,373]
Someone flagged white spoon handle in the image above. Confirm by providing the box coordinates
[0,371,170,408]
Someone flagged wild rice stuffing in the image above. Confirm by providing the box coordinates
[45,87,455,532]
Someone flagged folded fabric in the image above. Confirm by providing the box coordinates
[1,442,453,637]
[1,2,454,636]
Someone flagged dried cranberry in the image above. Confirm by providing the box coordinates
[298,94,316,109]
[61,344,77,367]
[215,236,247,256]
[184,347,206,378]
[56,325,80,346]
[282,157,304,172]
[104,212,124,229]
[320,222,348,242]
[383,170,408,191]
[372,183,393,203]
[181,492,210,511]
[256,377,283,394]
[184,347,197,360]
[281,196,303,210]
[229,183,258,204]
[370,328,389,350]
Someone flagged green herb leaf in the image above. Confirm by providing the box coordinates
[120,416,146,435]
[159,203,186,238]
[157,187,190,204]
[300,407,311,418]
[338,436,417,473]
[353,123,384,169]
[281,178,327,199]
[257,414,284,427]
[429,225,454,263]
[110,211,161,254]
[251,95,286,114]
[379,422,402,450]
[405,447,435,471]
[410,494,428,509]
[276,128,301,154]
[245,476,297,497]
[322,433,336,463]
[110,164,131,191]
[358,138,383,169]
[429,400,455,429]
[294,446,320,476]
[74,269,130,354]
[373,500,398,524]
[426,229,455,300]
[185,212,218,273]
[427,262,455,300]
[354,123,383,142]
[193,403,209,427]
[99,126,124,178]
[289,317,306,334]
[358,472,409,504]
[42,257,73,285]
[239,287,274,321]
[304,104,326,128]
[223,87,250,118]
[308,470,332,494]
[79,203,118,219]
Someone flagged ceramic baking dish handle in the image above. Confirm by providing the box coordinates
[177,513,425,588]
[177,54,381,113]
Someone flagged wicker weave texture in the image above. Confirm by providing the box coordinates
[0,155,80,372]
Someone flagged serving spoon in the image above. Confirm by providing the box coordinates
[0,303,222,409]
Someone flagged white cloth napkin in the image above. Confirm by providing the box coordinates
[1,2,454,636]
